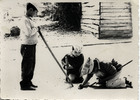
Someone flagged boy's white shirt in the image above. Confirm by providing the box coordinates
[20,16,38,45]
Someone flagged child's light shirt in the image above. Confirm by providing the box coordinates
[20,16,38,45]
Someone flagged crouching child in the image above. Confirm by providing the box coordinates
[61,45,84,83]
[78,58,133,89]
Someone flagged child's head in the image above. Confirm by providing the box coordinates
[81,58,100,76]
[71,45,82,57]
[26,3,38,17]
[81,57,93,76]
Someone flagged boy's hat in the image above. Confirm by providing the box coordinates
[27,3,38,11]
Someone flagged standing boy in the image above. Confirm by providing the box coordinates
[61,45,84,83]
[20,3,40,90]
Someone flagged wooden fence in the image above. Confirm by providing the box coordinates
[81,2,132,39]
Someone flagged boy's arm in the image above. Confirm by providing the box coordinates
[25,19,39,37]
[83,74,93,86]
[61,55,73,69]
[61,55,67,66]
[80,54,84,66]
[78,73,94,89]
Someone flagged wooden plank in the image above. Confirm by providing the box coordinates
[82,14,100,16]
[81,26,98,33]
[101,24,132,29]
[101,15,131,17]
[101,5,131,8]
[101,16,131,20]
[100,24,132,28]
[82,2,89,4]
[82,24,99,30]
[101,25,132,28]
[101,12,131,16]
[101,8,130,12]
[101,18,131,21]
[82,10,99,14]
[100,30,132,35]
[99,34,132,39]
[100,30,132,39]
[82,8,99,11]
[82,18,100,20]
[81,19,99,24]
[83,14,100,17]
[82,11,99,14]
[100,23,132,26]
[84,5,95,8]
[100,26,132,31]
[101,2,130,6]
[100,19,131,23]
[101,6,131,9]
[100,25,132,28]
[101,7,131,10]
[82,2,99,6]
[82,7,99,12]
[101,2,130,4]
[82,15,100,19]
[82,5,97,8]
[100,30,132,33]
[81,22,99,27]
[101,10,130,13]
[100,22,132,25]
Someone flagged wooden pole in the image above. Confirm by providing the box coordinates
[38,29,74,87]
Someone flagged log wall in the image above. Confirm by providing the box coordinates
[81,2,132,39]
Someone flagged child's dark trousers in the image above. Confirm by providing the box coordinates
[20,44,36,88]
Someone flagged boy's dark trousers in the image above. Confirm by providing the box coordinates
[20,44,36,89]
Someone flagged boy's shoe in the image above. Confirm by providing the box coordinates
[20,81,37,90]
[31,84,38,88]
[30,82,38,88]
[124,77,133,88]
[21,86,36,90]
[66,77,83,83]
[78,84,84,89]
[126,82,133,88]
[98,83,106,88]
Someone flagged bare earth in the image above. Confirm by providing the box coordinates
[1,27,138,99]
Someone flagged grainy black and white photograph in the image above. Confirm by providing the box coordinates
[0,0,139,99]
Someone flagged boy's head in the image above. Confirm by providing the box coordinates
[71,45,82,57]
[81,57,93,76]
[81,58,100,76]
[26,3,38,17]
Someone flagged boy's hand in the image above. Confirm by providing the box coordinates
[64,65,73,69]
[67,65,73,69]
[78,84,84,89]
[38,26,41,32]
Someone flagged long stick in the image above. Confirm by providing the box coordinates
[90,60,133,86]
[118,60,133,69]
[38,30,73,87]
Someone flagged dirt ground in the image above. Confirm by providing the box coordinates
[1,26,138,99]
